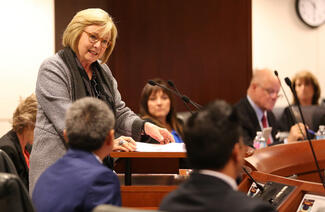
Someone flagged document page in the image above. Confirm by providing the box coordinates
[296,193,325,212]
[135,142,186,152]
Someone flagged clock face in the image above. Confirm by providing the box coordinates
[296,0,325,28]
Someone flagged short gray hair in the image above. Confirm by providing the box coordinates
[65,97,115,151]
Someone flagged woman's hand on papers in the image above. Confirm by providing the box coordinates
[144,122,175,144]
[113,136,137,152]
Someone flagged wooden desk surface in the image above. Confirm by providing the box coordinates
[244,139,325,182]
[110,151,186,158]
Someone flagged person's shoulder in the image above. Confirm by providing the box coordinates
[98,62,113,75]
[234,96,249,108]
[94,167,119,183]
[39,53,69,74]
[40,53,63,67]
[0,130,17,149]
[233,97,253,120]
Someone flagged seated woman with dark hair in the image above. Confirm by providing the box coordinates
[0,94,37,189]
[280,71,321,131]
[140,79,184,143]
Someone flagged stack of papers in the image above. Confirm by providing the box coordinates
[135,142,186,152]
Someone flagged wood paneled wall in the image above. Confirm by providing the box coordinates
[55,0,252,112]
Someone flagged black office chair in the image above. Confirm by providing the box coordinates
[0,173,35,212]
[0,149,18,174]
[92,204,161,212]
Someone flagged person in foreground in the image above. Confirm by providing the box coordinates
[30,8,174,193]
[32,97,121,212]
[0,94,37,190]
[139,78,184,143]
[234,68,305,147]
[159,100,277,212]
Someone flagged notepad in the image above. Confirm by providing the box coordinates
[135,142,186,152]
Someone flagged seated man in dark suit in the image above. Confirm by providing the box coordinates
[234,68,304,147]
[32,97,121,212]
[160,100,276,212]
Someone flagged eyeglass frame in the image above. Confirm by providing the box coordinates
[257,84,282,98]
[82,30,111,48]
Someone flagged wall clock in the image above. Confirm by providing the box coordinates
[296,0,325,28]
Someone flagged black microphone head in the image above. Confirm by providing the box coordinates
[274,70,278,77]
[182,95,190,103]
[167,80,175,87]
[148,80,157,86]
[284,77,292,87]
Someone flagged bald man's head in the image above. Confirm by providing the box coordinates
[247,69,280,111]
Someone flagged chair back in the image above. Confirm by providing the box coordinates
[0,173,35,212]
[0,149,18,174]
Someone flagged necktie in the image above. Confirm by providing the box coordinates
[261,113,272,145]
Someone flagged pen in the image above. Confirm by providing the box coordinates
[307,129,315,135]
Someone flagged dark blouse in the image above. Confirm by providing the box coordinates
[0,130,30,189]
[78,62,116,169]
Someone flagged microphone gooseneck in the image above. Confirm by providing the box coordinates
[274,70,304,138]
[147,80,179,97]
[285,77,325,189]
[148,80,198,114]
[167,80,193,114]
[167,80,202,110]
[148,80,202,113]
[148,80,157,86]
[242,167,264,193]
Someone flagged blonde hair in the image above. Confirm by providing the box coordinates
[62,8,117,64]
[12,94,37,134]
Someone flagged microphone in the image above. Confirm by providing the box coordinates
[167,80,202,110]
[166,80,193,114]
[285,77,325,189]
[148,80,195,114]
[274,70,304,138]
[148,80,175,93]
[242,167,264,193]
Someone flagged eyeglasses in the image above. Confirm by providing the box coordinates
[83,31,111,48]
[258,85,282,98]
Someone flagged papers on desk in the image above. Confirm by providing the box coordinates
[135,142,186,152]
[296,194,325,212]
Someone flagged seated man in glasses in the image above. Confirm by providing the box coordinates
[234,68,305,147]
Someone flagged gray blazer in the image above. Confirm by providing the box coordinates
[29,53,144,193]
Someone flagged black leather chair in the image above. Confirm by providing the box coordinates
[0,149,18,174]
[0,173,35,212]
[92,204,161,212]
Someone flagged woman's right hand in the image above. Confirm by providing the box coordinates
[113,136,137,152]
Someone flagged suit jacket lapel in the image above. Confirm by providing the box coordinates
[243,97,261,132]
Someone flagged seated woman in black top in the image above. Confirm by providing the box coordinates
[0,94,37,190]
[140,79,184,143]
[280,71,321,131]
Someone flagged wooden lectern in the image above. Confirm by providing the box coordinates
[110,151,187,208]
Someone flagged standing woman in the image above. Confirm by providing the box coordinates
[140,79,184,143]
[30,8,174,193]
